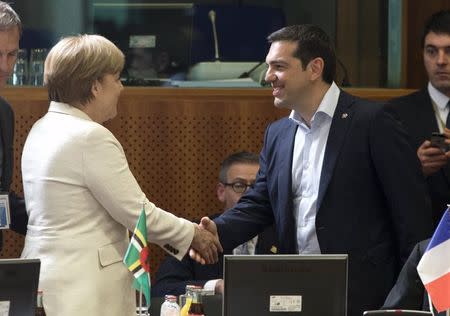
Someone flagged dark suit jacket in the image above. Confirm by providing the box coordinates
[214,90,433,316]
[0,96,27,252]
[383,239,443,315]
[386,88,450,228]
[151,219,277,297]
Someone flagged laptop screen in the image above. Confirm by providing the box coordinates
[223,254,348,316]
[0,258,40,316]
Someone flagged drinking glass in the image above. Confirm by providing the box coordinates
[11,49,28,85]
[29,48,48,86]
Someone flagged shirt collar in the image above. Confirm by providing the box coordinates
[289,81,341,126]
[428,82,450,111]
[48,101,93,121]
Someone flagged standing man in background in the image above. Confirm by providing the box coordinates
[198,24,433,316]
[0,1,27,253]
[386,10,450,228]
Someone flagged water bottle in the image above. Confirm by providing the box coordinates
[180,285,197,316]
[187,289,205,316]
[160,295,180,316]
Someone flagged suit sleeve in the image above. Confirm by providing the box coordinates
[214,123,276,252]
[152,255,211,297]
[82,126,194,260]
[382,241,426,310]
[370,106,433,267]
[9,191,28,235]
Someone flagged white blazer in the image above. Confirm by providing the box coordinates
[21,101,195,316]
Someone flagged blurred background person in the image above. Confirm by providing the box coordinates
[127,47,157,80]
[20,34,221,316]
[386,10,450,228]
[152,151,277,297]
[0,0,27,252]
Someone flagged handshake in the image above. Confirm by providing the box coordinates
[189,217,223,265]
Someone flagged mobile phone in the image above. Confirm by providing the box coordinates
[430,132,449,152]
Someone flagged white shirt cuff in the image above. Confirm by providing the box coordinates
[203,279,221,294]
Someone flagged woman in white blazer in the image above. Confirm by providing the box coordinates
[20,35,221,316]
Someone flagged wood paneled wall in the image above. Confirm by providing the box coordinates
[0,86,414,279]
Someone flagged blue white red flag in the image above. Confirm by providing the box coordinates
[417,208,450,312]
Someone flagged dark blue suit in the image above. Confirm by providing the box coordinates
[214,90,433,316]
[0,96,27,253]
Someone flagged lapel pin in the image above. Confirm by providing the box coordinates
[341,113,348,119]
[270,245,278,254]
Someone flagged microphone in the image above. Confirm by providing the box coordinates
[238,61,265,78]
[208,10,220,61]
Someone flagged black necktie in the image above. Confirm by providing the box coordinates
[446,101,450,129]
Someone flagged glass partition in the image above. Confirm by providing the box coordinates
[13,0,394,88]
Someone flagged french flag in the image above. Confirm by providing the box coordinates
[417,208,450,313]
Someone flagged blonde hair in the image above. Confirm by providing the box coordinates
[45,34,125,105]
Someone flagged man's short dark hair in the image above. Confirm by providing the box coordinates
[267,24,336,84]
[422,10,450,47]
[0,2,21,33]
[219,151,259,183]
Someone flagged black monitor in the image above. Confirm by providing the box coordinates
[223,254,348,316]
[0,258,40,316]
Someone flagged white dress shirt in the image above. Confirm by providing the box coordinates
[289,82,340,254]
[428,82,450,132]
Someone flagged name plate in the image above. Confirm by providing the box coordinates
[0,193,10,229]
[270,295,302,312]
[0,301,10,316]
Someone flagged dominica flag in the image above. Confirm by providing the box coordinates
[123,207,151,304]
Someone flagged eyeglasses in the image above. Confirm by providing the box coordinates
[222,181,254,194]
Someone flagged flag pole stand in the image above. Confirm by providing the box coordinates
[428,294,435,316]
[139,285,143,316]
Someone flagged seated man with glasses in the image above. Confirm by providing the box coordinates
[152,151,278,296]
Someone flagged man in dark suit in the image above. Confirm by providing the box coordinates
[152,152,277,297]
[383,239,444,315]
[197,25,433,316]
[0,2,27,252]
[386,10,450,228]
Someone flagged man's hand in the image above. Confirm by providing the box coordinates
[215,279,224,295]
[189,217,223,265]
[417,140,448,176]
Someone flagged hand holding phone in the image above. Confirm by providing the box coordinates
[430,132,449,152]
